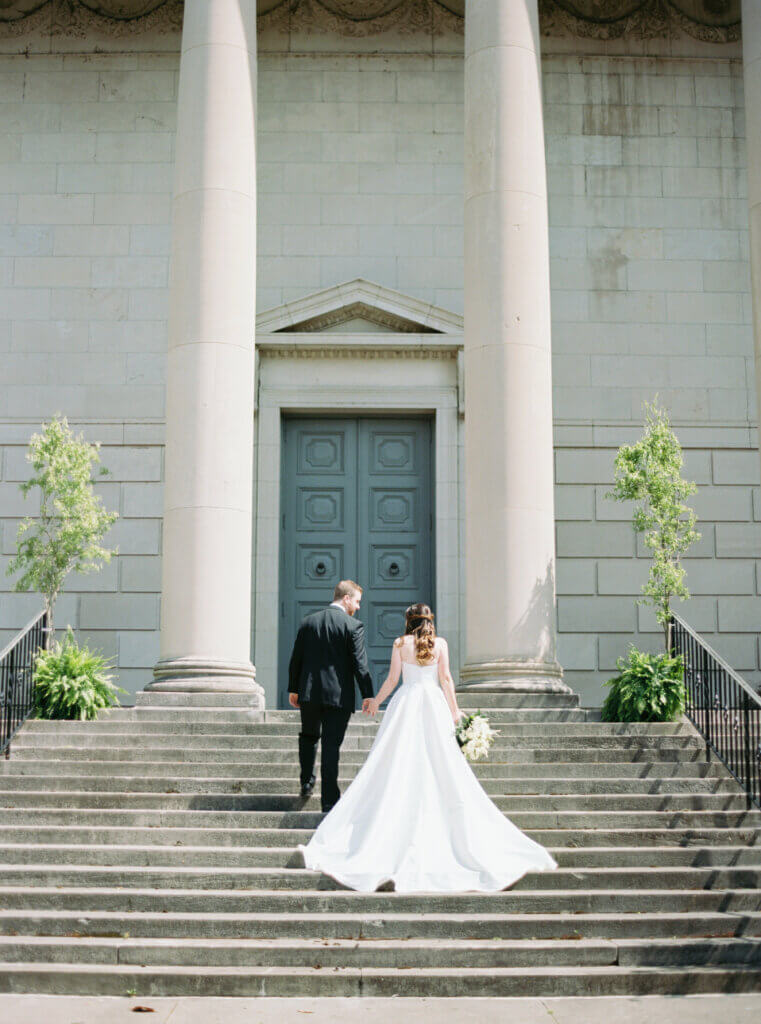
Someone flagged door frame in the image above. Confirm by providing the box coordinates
[252,334,462,711]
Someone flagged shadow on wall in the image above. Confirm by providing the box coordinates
[509,557,560,668]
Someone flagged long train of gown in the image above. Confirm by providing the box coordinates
[297,659,558,893]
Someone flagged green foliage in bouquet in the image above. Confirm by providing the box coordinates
[601,645,685,724]
[33,627,125,721]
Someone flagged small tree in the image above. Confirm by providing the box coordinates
[605,397,700,655]
[6,415,119,643]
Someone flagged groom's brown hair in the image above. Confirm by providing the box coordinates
[334,579,362,600]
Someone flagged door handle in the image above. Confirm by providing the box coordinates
[315,562,327,576]
[388,562,400,576]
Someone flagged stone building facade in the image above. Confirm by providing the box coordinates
[1,0,760,709]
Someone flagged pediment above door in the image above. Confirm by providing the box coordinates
[256,279,463,336]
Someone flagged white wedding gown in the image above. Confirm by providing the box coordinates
[298,657,558,893]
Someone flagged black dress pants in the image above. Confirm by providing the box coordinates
[298,702,352,811]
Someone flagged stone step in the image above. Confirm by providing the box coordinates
[2,908,759,941]
[451,692,583,709]
[1,885,760,915]
[24,713,264,729]
[22,708,597,729]
[14,723,697,744]
[0,758,728,779]
[1,824,756,849]
[2,864,760,892]
[0,935,758,969]
[1,961,760,997]
[132,691,581,710]
[133,692,262,709]
[0,789,751,813]
[0,774,740,795]
[3,806,758,829]
[7,688,758,1000]
[7,744,710,763]
[1,843,758,869]
[453,692,581,708]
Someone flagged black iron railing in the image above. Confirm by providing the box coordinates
[671,611,761,810]
[0,609,50,758]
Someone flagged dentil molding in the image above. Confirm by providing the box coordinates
[0,0,742,42]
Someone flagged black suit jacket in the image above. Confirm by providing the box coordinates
[288,605,374,711]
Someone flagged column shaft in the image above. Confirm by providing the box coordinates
[742,1,761,485]
[147,0,263,703]
[461,0,567,693]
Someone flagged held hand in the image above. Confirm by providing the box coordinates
[363,697,380,717]
[288,693,300,709]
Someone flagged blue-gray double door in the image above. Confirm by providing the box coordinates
[279,416,434,709]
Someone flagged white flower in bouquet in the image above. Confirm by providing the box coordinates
[454,711,498,762]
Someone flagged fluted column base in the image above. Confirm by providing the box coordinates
[145,656,265,708]
[459,657,571,694]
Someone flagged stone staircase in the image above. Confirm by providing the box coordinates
[0,689,760,997]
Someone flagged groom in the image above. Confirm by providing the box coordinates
[288,580,375,812]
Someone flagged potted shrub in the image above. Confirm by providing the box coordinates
[6,414,119,644]
[6,415,121,720]
[602,398,699,721]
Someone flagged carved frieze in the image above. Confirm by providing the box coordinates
[0,0,742,44]
[541,0,740,42]
[0,0,182,37]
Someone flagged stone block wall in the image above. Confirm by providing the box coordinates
[0,41,760,704]
[545,53,760,704]
[255,52,465,315]
[554,438,761,705]
[0,424,164,697]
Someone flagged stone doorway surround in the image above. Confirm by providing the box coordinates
[252,280,464,710]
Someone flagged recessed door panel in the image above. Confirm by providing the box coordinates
[370,487,419,532]
[369,428,419,475]
[297,487,345,531]
[298,430,345,474]
[279,416,433,709]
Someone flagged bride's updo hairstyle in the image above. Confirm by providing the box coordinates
[404,603,436,665]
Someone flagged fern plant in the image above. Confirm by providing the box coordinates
[33,627,124,721]
[601,645,685,723]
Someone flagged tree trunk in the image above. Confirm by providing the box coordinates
[44,594,56,649]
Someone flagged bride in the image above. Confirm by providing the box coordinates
[298,603,558,893]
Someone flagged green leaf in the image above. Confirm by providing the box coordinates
[7,415,119,623]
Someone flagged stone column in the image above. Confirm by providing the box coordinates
[145,0,264,707]
[461,0,568,693]
[742,2,761,486]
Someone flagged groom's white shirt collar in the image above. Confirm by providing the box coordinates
[329,600,344,611]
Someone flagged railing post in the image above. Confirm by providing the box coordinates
[701,643,712,751]
[744,690,753,802]
[4,645,16,760]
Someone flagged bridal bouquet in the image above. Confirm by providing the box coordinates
[455,711,498,762]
